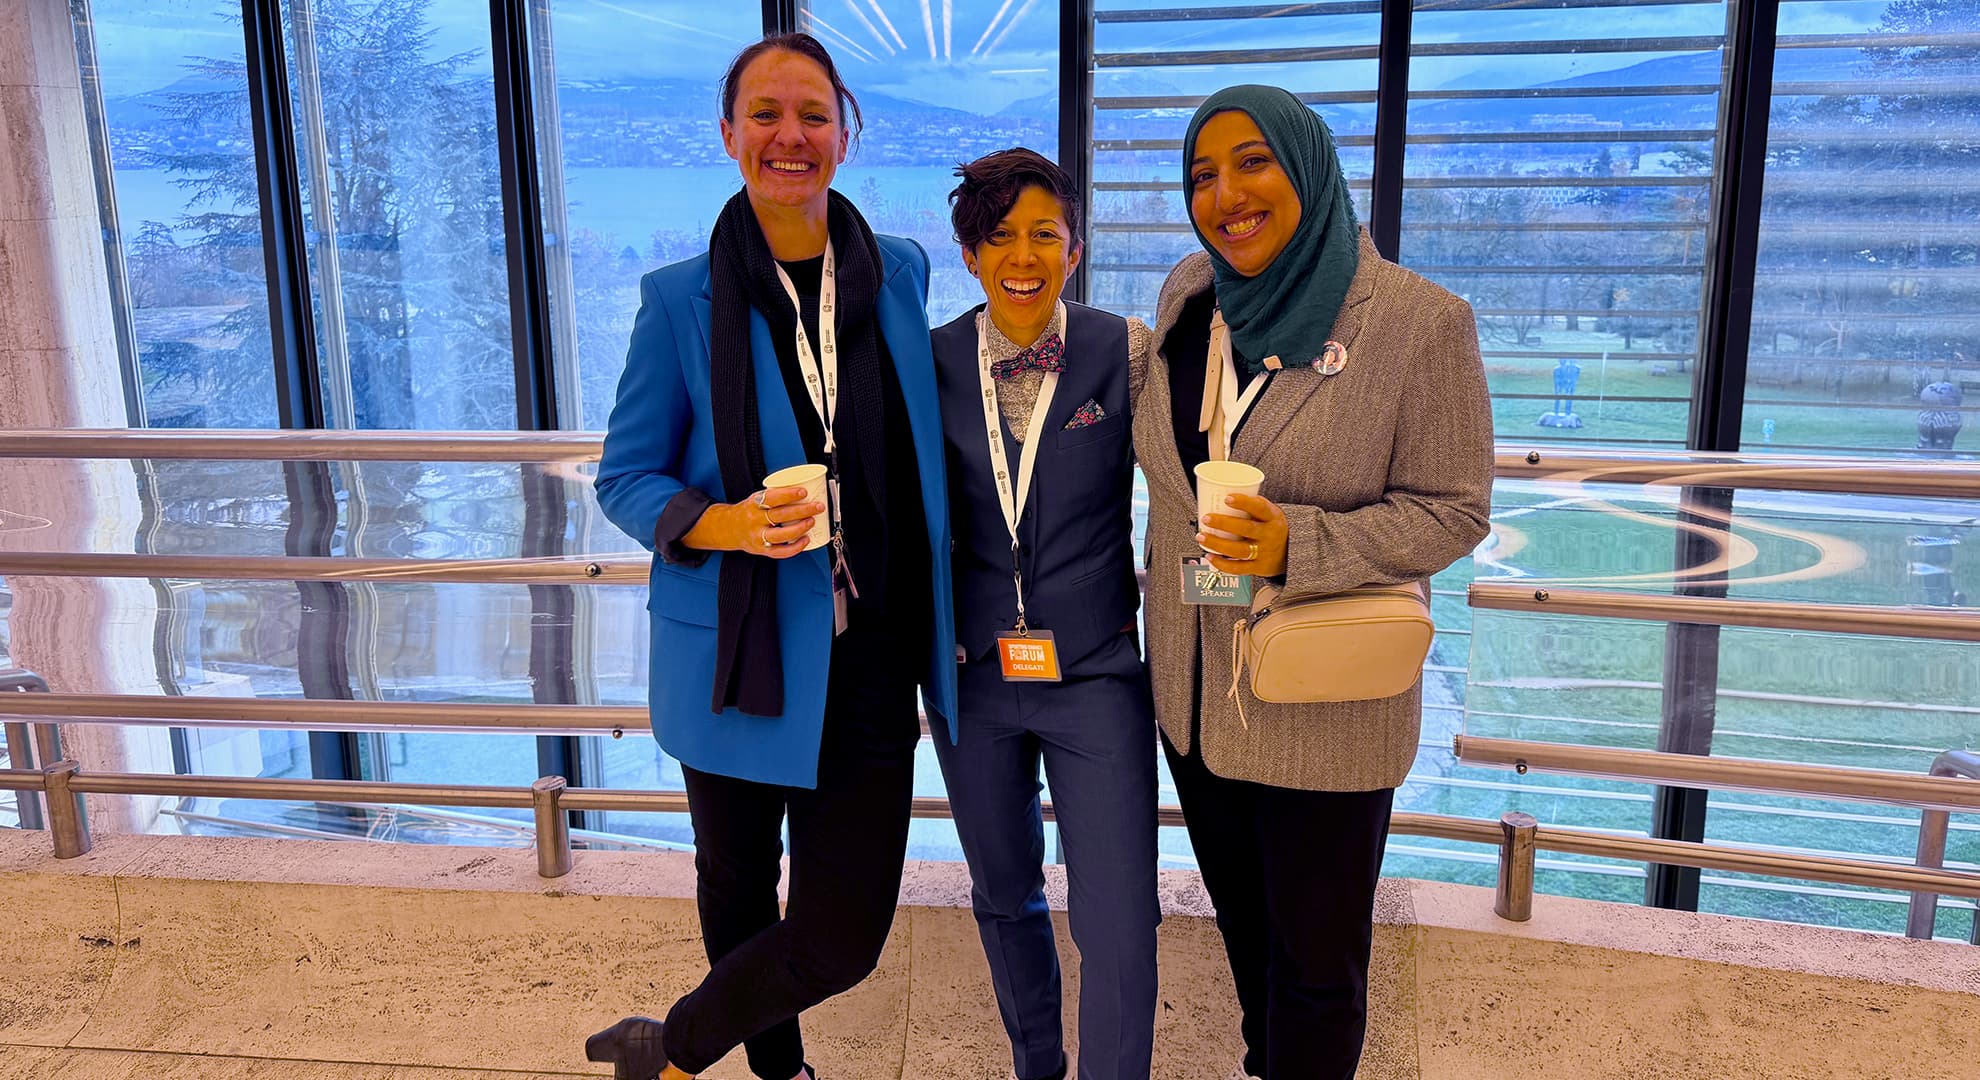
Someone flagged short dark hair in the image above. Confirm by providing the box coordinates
[948,148,1082,253]
[718,33,864,143]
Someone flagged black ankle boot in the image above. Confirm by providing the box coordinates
[584,1016,670,1080]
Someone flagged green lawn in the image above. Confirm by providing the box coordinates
[1480,332,1955,453]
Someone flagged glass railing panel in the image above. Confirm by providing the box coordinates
[1694,620,1978,937]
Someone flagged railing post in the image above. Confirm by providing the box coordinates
[1907,749,1980,941]
[4,722,45,830]
[44,761,92,859]
[1495,811,1538,922]
[531,776,571,879]
[2,671,51,831]
[31,723,63,771]
[1906,808,1951,940]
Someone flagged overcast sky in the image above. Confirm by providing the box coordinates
[90,0,1889,113]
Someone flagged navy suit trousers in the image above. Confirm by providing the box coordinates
[933,632,1161,1080]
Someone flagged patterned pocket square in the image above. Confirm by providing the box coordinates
[1063,398,1107,430]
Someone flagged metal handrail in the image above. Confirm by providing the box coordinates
[4,563,1974,649]
[1496,447,1980,500]
[2,430,1977,499]
[2,671,51,831]
[1454,736,1980,815]
[1467,583,1980,643]
[6,762,1977,909]
[0,552,647,586]
[0,429,604,462]
[1907,751,1980,943]
[0,692,649,735]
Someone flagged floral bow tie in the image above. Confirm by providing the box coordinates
[990,333,1066,380]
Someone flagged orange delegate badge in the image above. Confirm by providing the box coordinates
[996,630,1062,682]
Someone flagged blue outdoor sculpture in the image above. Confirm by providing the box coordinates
[1538,358,1584,429]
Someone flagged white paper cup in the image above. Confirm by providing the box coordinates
[1194,460,1264,550]
[762,463,830,552]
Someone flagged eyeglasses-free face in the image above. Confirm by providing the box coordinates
[1188,110,1304,278]
[721,48,849,217]
[962,184,1083,349]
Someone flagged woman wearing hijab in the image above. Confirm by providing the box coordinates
[588,33,956,1080]
[1133,86,1493,1079]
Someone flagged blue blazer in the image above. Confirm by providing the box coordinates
[595,234,960,789]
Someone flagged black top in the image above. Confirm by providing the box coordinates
[1162,290,1274,476]
[771,256,931,658]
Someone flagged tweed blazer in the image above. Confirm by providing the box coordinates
[1133,229,1494,792]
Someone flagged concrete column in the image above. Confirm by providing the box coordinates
[1,0,172,833]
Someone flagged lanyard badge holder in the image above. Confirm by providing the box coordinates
[1184,308,1271,607]
[975,312,1064,682]
[775,242,857,635]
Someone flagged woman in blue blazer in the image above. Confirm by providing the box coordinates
[587,33,957,1080]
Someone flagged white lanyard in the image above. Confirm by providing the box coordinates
[774,241,839,456]
[773,241,843,540]
[974,311,1061,630]
[1208,308,1269,462]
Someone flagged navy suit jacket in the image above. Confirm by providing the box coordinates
[596,234,959,789]
[933,302,1142,675]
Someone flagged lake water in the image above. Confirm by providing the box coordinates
[110,163,978,251]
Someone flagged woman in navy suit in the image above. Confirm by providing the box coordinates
[930,149,1159,1080]
[587,33,957,1080]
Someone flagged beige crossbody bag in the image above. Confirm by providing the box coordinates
[1200,310,1436,721]
[1228,580,1434,719]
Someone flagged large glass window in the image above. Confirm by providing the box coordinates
[84,0,280,428]
[1402,0,1728,448]
[800,0,1059,324]
[546,0,1059,431]
[1741,0,1980,456]
[1088,0,1380,321]
[533,0,763,433]
[281,0,518,430]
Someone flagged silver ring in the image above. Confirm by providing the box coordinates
[761,531,774,550]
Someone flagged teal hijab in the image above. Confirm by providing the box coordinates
[1183,85,1360,375]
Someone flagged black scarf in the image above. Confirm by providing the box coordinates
[707,189,888,717]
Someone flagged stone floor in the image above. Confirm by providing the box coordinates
[5,830,1977,1080]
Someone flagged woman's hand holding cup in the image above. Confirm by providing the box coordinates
[684,483,826,558]
[1196,493,1290,578]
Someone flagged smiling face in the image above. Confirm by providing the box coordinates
[720,48,848,216]
[962,184,1082,348]
[1188,110,1303,277]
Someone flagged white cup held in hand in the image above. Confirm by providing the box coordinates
[762,463,830,552]
[1194,460,1264,552]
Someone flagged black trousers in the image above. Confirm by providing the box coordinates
[663,630,921,1078]
[1162,731,1395,1080]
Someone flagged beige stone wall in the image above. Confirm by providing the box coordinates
[0,0,170,832]
[3,831,1975,1080]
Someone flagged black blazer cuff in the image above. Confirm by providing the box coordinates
[655,487,717,567]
